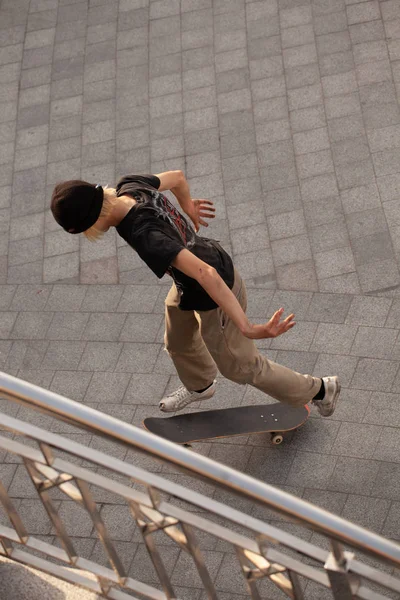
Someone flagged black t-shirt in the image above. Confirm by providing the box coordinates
[115,174,234,311]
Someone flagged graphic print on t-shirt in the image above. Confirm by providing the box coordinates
[144,189,196,249]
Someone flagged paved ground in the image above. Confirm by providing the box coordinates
[1,0,400,597]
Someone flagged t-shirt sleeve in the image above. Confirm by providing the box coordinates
[116,174,160,193]
[132,227,184,279]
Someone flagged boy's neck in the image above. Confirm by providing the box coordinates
[108,194,136,227]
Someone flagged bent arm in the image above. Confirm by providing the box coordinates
[171,249,252,336]
[156,170,192,214]
[171,249,296,340]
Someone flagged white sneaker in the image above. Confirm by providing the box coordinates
[159,381,216,413]
[312,376,341,417]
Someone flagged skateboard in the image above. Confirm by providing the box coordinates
[143,402,310,446]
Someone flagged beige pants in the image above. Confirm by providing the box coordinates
[164,271,321,407]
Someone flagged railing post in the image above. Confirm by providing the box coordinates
[325,541,359,600]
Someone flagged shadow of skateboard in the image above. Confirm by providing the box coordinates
[143,402,310,446]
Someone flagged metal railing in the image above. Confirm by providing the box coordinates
[0,370,399,599]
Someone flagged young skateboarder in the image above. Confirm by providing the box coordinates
[50,171,340,415]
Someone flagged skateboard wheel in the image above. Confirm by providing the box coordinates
[271,433,283,445]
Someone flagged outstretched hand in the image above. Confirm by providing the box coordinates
[186,199,215,231]
[245,308,296,340]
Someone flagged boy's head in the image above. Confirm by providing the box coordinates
[51,180,104,234]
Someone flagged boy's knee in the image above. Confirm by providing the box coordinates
[218,365,253,385]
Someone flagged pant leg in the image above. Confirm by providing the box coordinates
[197,272,321,407]
[164,284,218,391]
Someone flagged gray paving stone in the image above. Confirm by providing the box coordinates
[84,372,131,405]
[317,31,351,57]
[351,357,400,391]
[17,103,49,130]
[249,55,283,81]
[350,326,398,359]
[0,61,20,85]
[254,96,288,124]
[264,186,302,216]
[124,372,168,405]
[275,259,318,291]
[215,48,248,75]
[314,247,356,280]
[222,154,258,182]
[329,456,380,495]
[184,106,218,133]
[372,462,400,500]
[363,391,400,427]
[118,313,163,343]
[320,50,355,77]
[332,136,369,168]
[248,35,281,62]
[352,232,395,267]
[297,150,334,180]
[356,58,392,87]
[0,101,17,125]
[357,258,400,293]
[373,148,400,177]
[0,312,17,339]
[260,161,298,191]
[182,28,213,51]
[349,19,385,44]
[347,1,381,26]
[346,208,388,240]
[290,105,326,133]
[232,248,274,280]
[293,127,330,155]
[374,427,400,464]
[267,209,306,241]
[310,322,358,355]
[7,260,43,283]
[305,293,352,323]
[286,63,321,90]
[281,24,314,49]
[9,311,53,341]
[114,342,160,373]
[218,88,251,114]
[224,177,262,206]
[346,295,392,326]
[50,370,92,402]
[320,276,361,297]
[272,234,312,267]
[8,236,44,267]
[340,182,381,214]
[258,139,294,168]
[286,451,337,488]
[313,353,359,388]
[336,158,376,190]
[215,68,248,96]
[382,502,400,540]
[256,119,290,145]
[43,250,76,282]
[251,76,284,103]
[220,131,256,159]
[301,173,338,201]
[223,225,269,254]
[360,83,397,112]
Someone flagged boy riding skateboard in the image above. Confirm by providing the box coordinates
[50,171,340,417]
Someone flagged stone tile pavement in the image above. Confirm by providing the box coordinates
[1,0,400,597]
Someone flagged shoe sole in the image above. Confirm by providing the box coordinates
[321,380,341,417]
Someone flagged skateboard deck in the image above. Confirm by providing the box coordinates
[143,402,310,445]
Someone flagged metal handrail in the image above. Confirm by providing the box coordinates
[1,370,399,570]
